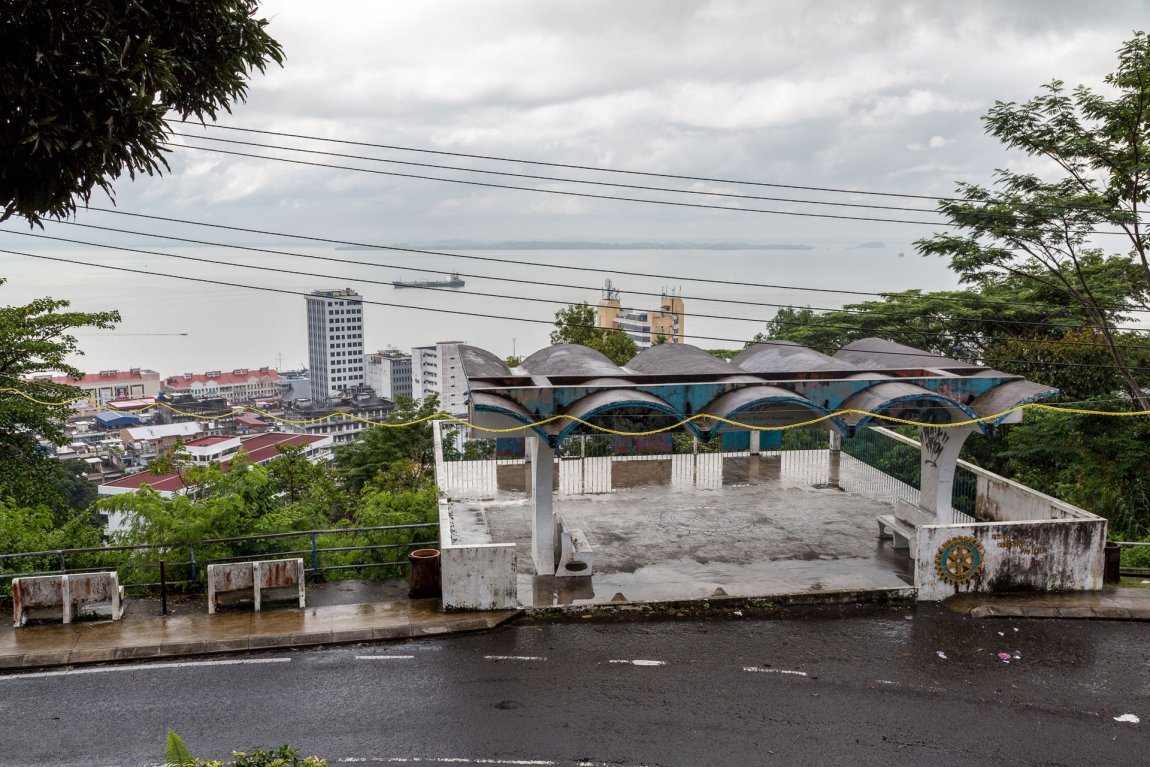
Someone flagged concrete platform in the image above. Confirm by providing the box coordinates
[0,598,519,670]
[466,478,917,607]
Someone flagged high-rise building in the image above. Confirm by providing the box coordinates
[305,288,365,403]
[365,347,413,401]
[595,279,685,348]
[411,340,468,414]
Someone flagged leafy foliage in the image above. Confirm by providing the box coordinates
[917,32,1150,408]
[550,303,639,365]
[165,730,326,767]
[0,278,119,510]
[334,395,441,493]
[2,0,283,225]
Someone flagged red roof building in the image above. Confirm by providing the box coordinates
[163,367,284,403]
[98,432,333,499]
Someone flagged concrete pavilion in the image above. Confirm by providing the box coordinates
[436,339,1106,609]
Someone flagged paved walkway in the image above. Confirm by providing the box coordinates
[947,586,1150,620]
[0,599,520,670]
[4,586,1149,671]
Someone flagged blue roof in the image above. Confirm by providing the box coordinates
[95,411,141,428]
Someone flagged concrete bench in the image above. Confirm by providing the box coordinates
[207,558,305,614]
[12,572,124,627]
[876,514,917,556]
[555,513,593,577]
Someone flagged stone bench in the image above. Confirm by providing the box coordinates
[207,558,305,614]
[12,572,124,627]
[877,499,932,559]
[555,513,593,577]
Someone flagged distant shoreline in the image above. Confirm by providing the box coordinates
[337,241,816,251]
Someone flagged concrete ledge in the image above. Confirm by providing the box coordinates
[522,586,918,618]
[0,602,523,672]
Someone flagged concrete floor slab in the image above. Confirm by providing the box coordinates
[465,479,915,607]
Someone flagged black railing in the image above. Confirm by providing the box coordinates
[0,523,439,594]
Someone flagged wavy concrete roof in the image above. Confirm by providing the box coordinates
[459,340,1058,444]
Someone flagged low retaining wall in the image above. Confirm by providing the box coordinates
[915,518,1107,601]
[439,499,518,610]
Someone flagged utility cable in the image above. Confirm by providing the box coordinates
[83,207,1150,316]
[42,219,1150,338]
[172,120,1150,221]
[173,143,949,228]
[13,226,1150,354]
[5,244,1150,373]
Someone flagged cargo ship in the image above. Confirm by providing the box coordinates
[392,273,465,289]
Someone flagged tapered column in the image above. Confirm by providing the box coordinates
[828,430,842,489]
[530,436,556,574]
[918,424,977,523]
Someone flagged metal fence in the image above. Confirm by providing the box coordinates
[433,420,979,520]
[0,523,439,596]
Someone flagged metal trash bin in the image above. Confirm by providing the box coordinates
[1104,541,1121,584]
[408,548,442,599]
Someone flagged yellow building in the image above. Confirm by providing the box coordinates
[596,279,685,348]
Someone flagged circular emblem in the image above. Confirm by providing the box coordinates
[935,536,984,584]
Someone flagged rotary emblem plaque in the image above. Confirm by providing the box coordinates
[934,536,984,584]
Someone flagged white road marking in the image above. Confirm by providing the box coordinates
[356,655,415,660]
[875,679,896,685]
[743,666,807,676]
[484,655,546,661]
[1114,713,1141,724]
[608,659,665,666]
[0,657,291,679]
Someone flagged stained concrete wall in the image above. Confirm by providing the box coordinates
[439,499,518,610]
[970,469,1096,522]
[914,518,1107,601]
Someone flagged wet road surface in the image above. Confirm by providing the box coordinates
[1,604,1147,766]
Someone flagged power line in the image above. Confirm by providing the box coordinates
[84,207,1150,316]
[172,121,1149,222]
[33,220,1150,346]
[42,219,1136,332]
[171,130,1146,231]
[171,131,949,216]
[4,243,1150,373]
[173,143,949,228]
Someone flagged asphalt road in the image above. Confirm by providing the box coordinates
[1,604,1147,767]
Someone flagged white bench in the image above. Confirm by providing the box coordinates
[554,513,593,577]
[876,514,917,557]
[207,558,305,614]
[877,500,932,559]
[12,572,124,627]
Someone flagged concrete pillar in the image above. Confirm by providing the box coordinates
[749,430,761,456]
[918,424,977,523]
[827,430,842,489]
[530,436,556,575]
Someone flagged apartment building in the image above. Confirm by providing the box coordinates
[305,288,365,403]
[596,279,685,348]
[411,340,467,414]
[365,348,413,402]
[162,367,283,402]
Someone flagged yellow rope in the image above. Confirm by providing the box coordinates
[4,386,1148,435]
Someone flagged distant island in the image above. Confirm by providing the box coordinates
[337,241,814,251]
[848,241,887,249]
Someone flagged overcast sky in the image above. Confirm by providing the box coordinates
[101,0,1150,246]
[4,1,1150,372]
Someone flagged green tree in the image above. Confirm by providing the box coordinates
[550,302,639,365]
[0,279,119,510]
[2,0,283,224]
[918,32,1150,409]
[333,395,442,493]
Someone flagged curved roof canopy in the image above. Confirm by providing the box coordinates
[460,340,1058,445]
